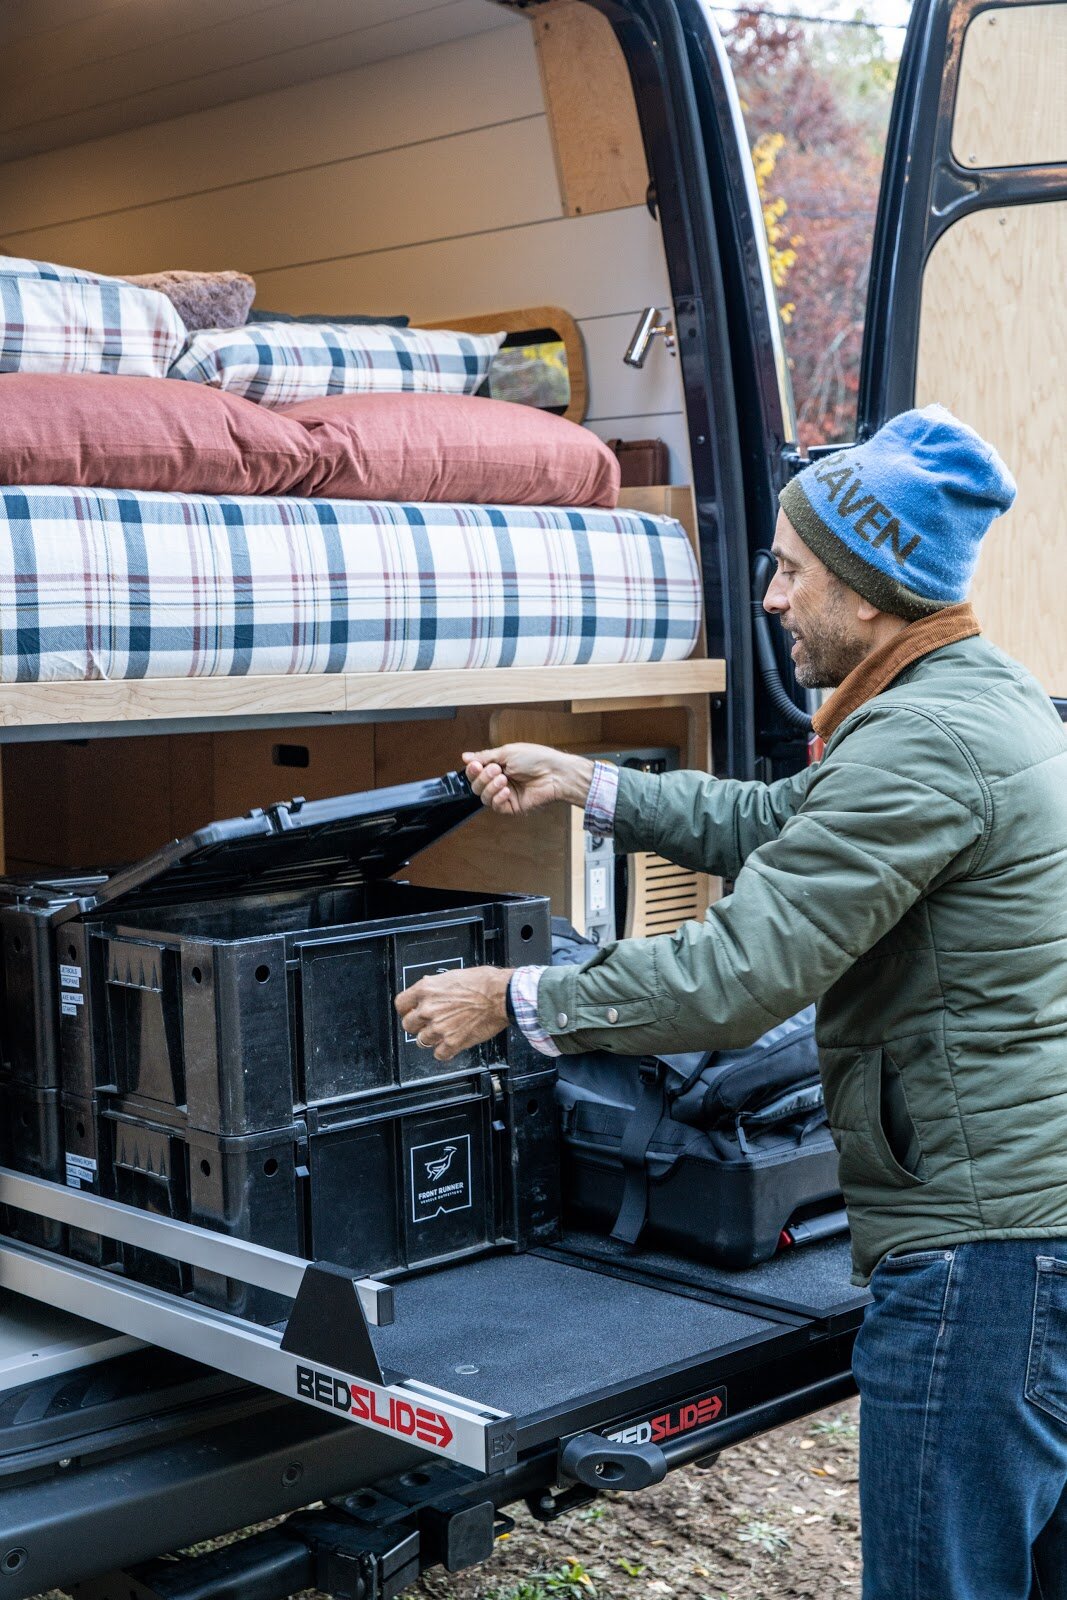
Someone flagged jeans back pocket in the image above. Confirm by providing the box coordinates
[1025,1257,1067,1427]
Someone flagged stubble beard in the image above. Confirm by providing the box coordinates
[789,593,869,690]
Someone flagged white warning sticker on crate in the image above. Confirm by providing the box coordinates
[410,1133,472,1223]
[60,991,84,1016]
[65,1152,97,1189]
[60,964,82,988]
[400,956,464,1041]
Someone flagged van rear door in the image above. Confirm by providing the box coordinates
[858,0,1067,694]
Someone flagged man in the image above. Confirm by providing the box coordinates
[396,405,1067,1599]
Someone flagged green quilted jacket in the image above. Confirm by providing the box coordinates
[538,610,1067,1281]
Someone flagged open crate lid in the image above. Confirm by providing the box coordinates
[49,772,482,922]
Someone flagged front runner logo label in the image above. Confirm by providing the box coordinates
[411,1132,472,1223]
[296,1365,454,1449]
[605,1387,726,1446]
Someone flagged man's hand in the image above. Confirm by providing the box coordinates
[395,965,514,1063]
[462,743,594,817]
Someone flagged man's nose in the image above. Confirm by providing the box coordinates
[762,572,788,614]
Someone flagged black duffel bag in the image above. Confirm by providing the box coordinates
[550,921,844,1267]
[550,923,842,1268]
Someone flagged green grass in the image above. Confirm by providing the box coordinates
[810,1412,859,1439]
[489,1559,598,1599]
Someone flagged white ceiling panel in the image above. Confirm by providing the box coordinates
[0,0,516,160]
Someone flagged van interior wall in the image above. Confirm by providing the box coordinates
[0,0,702,893]
[1,698,712,927]
[0,3,691,477]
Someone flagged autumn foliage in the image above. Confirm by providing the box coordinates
[725,7,897,447]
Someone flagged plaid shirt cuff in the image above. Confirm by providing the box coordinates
[509,966,562,1059]
[584,760,620,838]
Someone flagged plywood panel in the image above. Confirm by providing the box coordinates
[0,25,539,234]
[532,0,649,217]
[0,662,725,732]
[252,206,672,323]
[0,0,516,161]
[210,725,376,819]
[953,5,1067,169]
[915,202,1067,692]
[2,117,561,276]
[2,737,205,869]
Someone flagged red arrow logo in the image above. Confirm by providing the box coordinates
[415,1406,454,1450]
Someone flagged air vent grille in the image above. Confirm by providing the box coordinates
[628,853,706,937]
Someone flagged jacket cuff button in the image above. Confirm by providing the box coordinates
[556,1012,568,1027]
[606,1007,619,1024]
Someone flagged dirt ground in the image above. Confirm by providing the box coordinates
[33,1397,860,1600]
[408,1396,861,1600]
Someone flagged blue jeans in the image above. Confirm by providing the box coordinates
[853,1240,1067,1599]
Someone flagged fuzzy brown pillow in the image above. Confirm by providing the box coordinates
[124,269,255,331]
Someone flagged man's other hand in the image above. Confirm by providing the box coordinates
[462,743,594,817]
[395,965,515,1062]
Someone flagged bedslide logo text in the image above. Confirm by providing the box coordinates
[604,1387,726,1446]
[296,1365,454,1449]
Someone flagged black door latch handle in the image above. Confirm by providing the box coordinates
[559,1432,668,1492]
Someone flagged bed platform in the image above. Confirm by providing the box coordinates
[0,484,720,738]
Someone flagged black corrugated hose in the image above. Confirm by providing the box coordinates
[751,549,813,732]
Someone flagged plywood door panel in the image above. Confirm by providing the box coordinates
[2,116,561,275]
[0,23,538,233]
[952,4,1067,170]
[0,0,517,162]
[915,202,1067,692]
[252,206,672,324]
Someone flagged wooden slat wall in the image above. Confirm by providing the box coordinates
[0,17,691,477]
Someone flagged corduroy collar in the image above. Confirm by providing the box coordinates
[811,602,981,741]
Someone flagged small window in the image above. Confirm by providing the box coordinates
[482,327,570,413]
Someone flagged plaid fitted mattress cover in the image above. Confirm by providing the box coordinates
[0,487,702,683]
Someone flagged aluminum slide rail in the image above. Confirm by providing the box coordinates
[0,1167,517,1476]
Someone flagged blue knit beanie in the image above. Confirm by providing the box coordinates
[778,405,1017,620]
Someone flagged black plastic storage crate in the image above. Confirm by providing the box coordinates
[0,1080,65,1250]
[34,775,558,1314]
[65,1065,559,1326]
[0,873,108,1089]
[57,776,551,1134]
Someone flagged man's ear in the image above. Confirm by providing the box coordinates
[855,596,882,623]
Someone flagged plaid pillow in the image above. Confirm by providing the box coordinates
[0,255,187,378]
[169,321,504,406]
